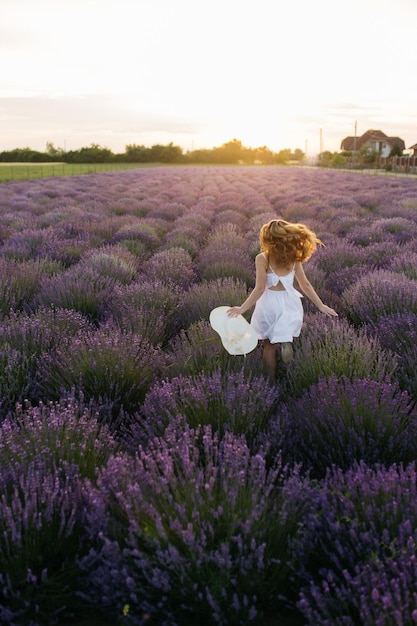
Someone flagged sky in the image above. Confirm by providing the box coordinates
[1,0,417,156]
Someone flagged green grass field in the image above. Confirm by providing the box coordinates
[0,162,157,183]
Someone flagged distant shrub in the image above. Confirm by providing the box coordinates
[85,424,309,624]
[293,462,417,625]
[284,314,397,398]
[369,216,417,244]
[341,269,417,325]
[197,224,254,285]
[140,246,197,290]
[278,375,417,477]
[36,265,117,323]
[80,245,138,284]
[389,250,417,280]
[107,279,181,345]
[0,258,53,316]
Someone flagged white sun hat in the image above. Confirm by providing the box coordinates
[209,306,259,355]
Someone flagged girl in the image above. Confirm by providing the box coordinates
[227,219,338,380]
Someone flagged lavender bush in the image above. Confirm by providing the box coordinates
[0,308,94,418]
[1,166,417,623]
[84,423,309,625]
[107,279,181,345]
[0,258,55,317]
[162,225,201,257]
[37,323,165,425]
[0,224,93,266]
[389,250,417,280]
[163,320,263,379]
[109,222,160,262]
[368,216,417,244]
[0,396,118,480]
[365,312,417,399]
[307,239,368,296]
[177,277,250,330]
[277,375,417,477]
[0,460,92,625]
[284,314,397,398]
[129,368,280,450]
[293,462,417,625]
[80,244,138,284]
[197,224,254,285]
[36,265,117,323]
[341,269,417,325]
[140,246,197,290]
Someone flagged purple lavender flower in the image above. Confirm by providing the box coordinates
[177,276,250,330]
[36,265,117,323]
[84,423,310,624]
[37,322,165,424]
[285,313,397,398]
[107,279,181,345]
[140,246,197,290]
[163,320,263,379]
[128,367,280,450]
[279,375,417,477]
[341,269,417,325]
[0,459,93,623]
[0,395,117,479]
[293,462,417,625]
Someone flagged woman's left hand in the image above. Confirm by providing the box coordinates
[319,304,338,317]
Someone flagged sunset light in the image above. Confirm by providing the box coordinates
[2,0,417,154]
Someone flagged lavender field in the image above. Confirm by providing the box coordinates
[0,165,417,626]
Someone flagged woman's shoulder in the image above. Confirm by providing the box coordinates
[255,252,268,269]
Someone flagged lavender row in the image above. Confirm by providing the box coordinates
[0,166,416,624]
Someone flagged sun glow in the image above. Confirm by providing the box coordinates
[2,0,417,153]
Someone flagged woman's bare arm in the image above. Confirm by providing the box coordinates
[227,253,267,317]
[295,262,338,317]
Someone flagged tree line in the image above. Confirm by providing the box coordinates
[0,139,305,165]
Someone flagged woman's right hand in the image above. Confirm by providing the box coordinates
[227,306,242,317]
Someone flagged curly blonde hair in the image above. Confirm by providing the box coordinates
[259,219,323,265]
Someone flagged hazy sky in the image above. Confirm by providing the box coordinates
[2,0,417,155]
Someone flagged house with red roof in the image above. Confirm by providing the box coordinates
[340,129,405,157]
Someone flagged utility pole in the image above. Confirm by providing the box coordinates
[319,128,323,155]
[352,121,357,165]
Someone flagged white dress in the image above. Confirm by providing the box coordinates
[250,257,304,344]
